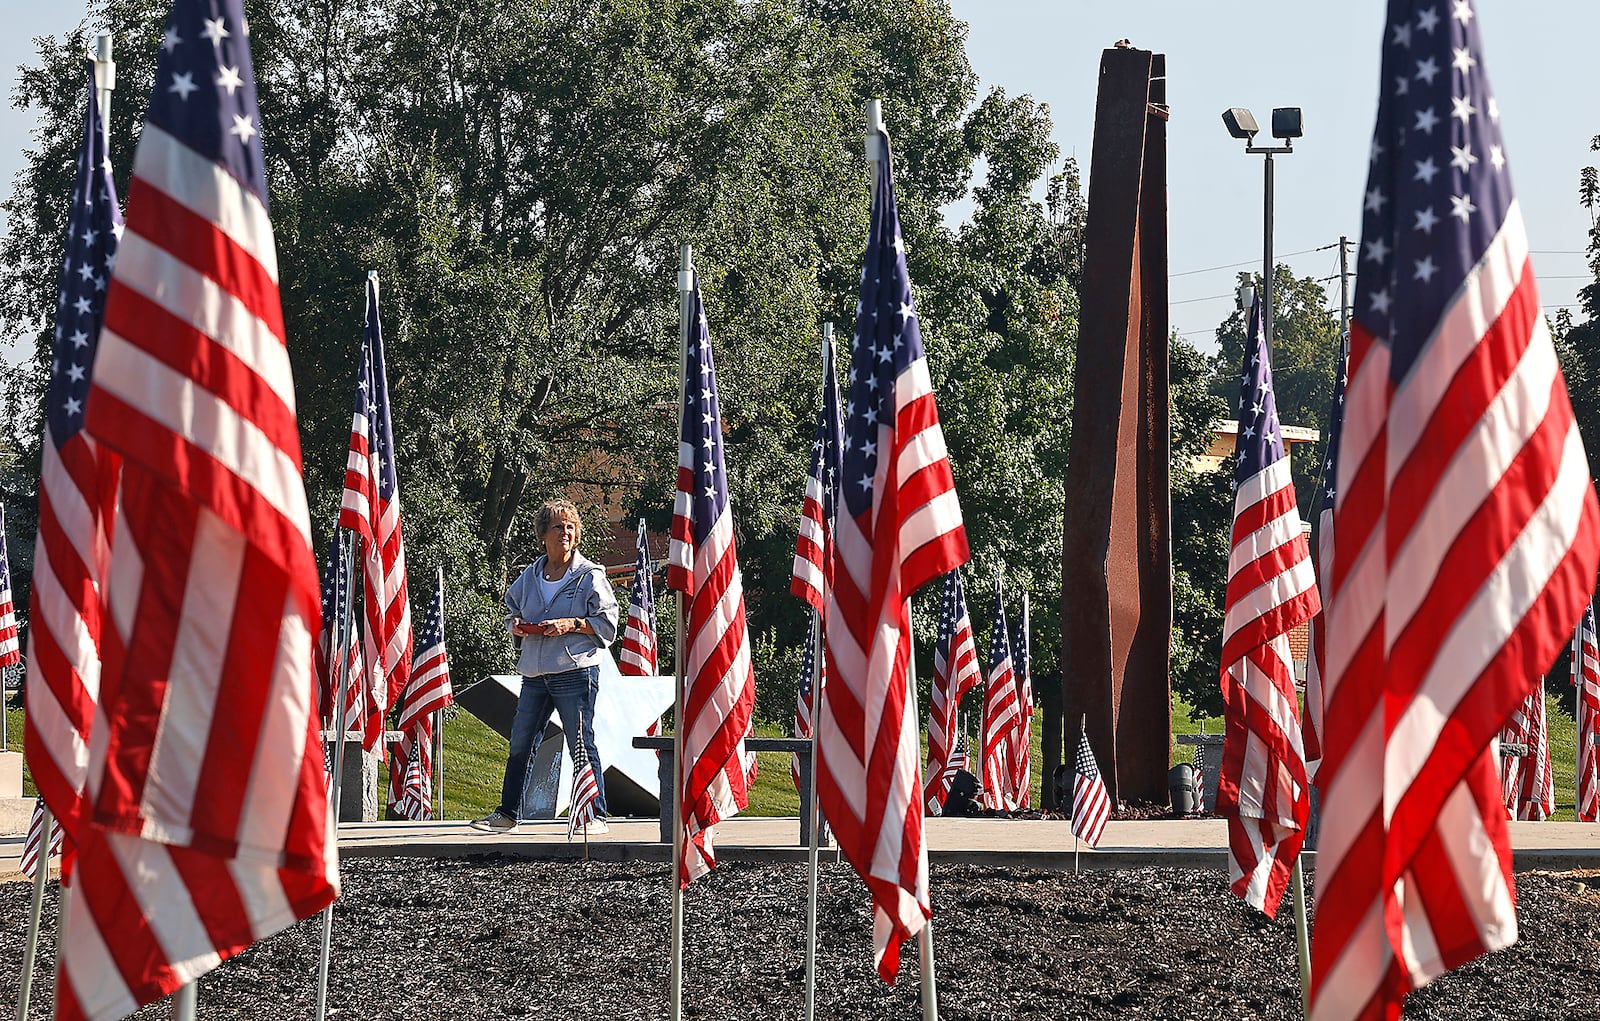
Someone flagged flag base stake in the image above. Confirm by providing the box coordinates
[15,805,52,1021]
[1291,854,1311,1017]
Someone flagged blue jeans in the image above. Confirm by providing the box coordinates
[497,665,607,819]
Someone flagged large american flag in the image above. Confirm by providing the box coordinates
[389,569,453,820]
[791,332,843,612]
[63,1,340,1015]
[339,275,412,750]
[792,613,819,794]
[666,272,756,886]
[1498,688,1552,822]
[619,519,658,676]
[23,72,121,864]
[815,130,968,983]
[1574,603,1600,822]
[1309,3,1600,1018]
[980,587,1020,812]
[0,504,19,668]
[1011,595,1033,808]
[924,568,979,813]
[1303,334,1349,780]
[1216,297,1319,918]
[1071,730,1111,849]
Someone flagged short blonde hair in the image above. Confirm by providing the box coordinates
[536,498,583,544]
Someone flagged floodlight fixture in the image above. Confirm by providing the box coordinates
[1221,107,1258,141]
[1271,107,1303,140]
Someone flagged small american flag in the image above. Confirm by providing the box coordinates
[19,799,64,880]
[1574,603,1600,822]
[619,519,658,676]
[1071,732,1111,849]
[568,736,601,840]
[815,129,968,983]
[981,587,1020,812]
[1498,688,1553,822]
[1011,595,1033,809]
[791,613,820,794]
[24,70,122,865]
[666,272,756,886]
[791,332,843,612]
[1303,333,1349,780]
[925,569,979,812]
[389,733,433,822]
[0,504,19,668]
[389,569,453,820]
[1309,2,1600,1017]
[63,1,340,1015]
[339,275,413,751]
[1217,297,1319,918]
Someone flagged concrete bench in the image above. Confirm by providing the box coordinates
[633,735,831,848]
[320,730,408,823]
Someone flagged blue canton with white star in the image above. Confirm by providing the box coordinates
[988,587,1011,677]
[798,617,816,701]
[1314,334,1351,516]
[318,529,353,634]
[352,280,400,501]
[807,336,845,528]
[416,573,445,654]
[632,522,655,620]
[936,570,967,664]
[680,277,732,543]
[48,75,122,447]
[1233,298,1288,486]
[149,0,268,205]
[1356,0,1514,378]
[844,132,925,519]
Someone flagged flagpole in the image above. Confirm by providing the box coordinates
[1291,856,1311,1015]
[15,805,52,1021]
[668,244,694,1021]
[316,527,359,1021]
[803,322,836,1021]
[435,565,446,819]
[908,593,938,1021]
[171,979,197,1020]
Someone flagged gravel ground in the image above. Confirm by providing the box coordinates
[5,857,1600,1019]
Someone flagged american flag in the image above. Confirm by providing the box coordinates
[23,71,121,865]
[815,129,968,983]
[19,799,64,881]
[339,275,412,751]
[1498,688,1553,822]
[666,272,756,886]
[791,331,843,612]
[1574,603,1600,822]
[792,613,820,794]
[568,738,601,841]
[389,569,453,820]
[1309,3,1600,1018]
[980,587,1020,812]
[619,519,658,676]
[0,504,19,668]
[63,1,340,1015]
[924,569,979,813]
[313,528,363,733]
[1071,731,1111,849]
[1011,595,1033,809]
[1216,297,1319,918]
[1303,333,1349,780]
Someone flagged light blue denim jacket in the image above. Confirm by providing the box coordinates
[504,552,620,677]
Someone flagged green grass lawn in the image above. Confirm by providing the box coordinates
[7,691,1589,821]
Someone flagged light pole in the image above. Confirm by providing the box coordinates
[1221,106,1303,345]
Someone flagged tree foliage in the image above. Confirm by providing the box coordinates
[0,0,1085,723]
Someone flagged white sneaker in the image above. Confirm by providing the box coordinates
[578,818,609,836]
[469,810,518,833]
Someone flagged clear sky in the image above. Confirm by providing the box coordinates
[2,2,1597,362]
[947,0,1600,351]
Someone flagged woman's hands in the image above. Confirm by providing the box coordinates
[514,617,583,637]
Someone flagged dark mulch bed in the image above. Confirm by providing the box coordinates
[5,857,1600,1019]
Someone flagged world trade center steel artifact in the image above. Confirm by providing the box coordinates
[1060,44,1172,806]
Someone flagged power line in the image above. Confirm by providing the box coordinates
[1169,245,1328,279]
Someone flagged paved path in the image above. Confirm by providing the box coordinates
[8,817,1600,883]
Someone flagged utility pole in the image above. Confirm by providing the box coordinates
[1338,235,1352,340]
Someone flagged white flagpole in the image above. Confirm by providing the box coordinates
[908,592,937,1021]
[803,323,835,1021]
[171,980,198,1020]
[1291,856,1311,1014]
[315,521,359,1021]
[668,244,694,1021]
[435,565,446,819]
[865,93,938,1021]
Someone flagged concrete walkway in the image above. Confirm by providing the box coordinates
[8,817,1600,883]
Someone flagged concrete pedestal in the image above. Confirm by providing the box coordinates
[326,741,381,823]
[0,750,29,835]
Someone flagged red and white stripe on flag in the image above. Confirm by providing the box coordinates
[816,131,968,984]
[924,569,979,813]
[20,799,65,880]
[0,504,20,669]
[1574,604,1600,822]
[667,275,756,887]
[619,521,658,677]
[1217,298,1320,918]
[569,758,601,837]
[1498,690,1553,822]
[387,722,434,821]
[1071,734,1111,849]
[1309,4,1600,1017]
[981,591,1020,813]
[61,3,339,1015]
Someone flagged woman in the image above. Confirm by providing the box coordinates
[471,498,620,834]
